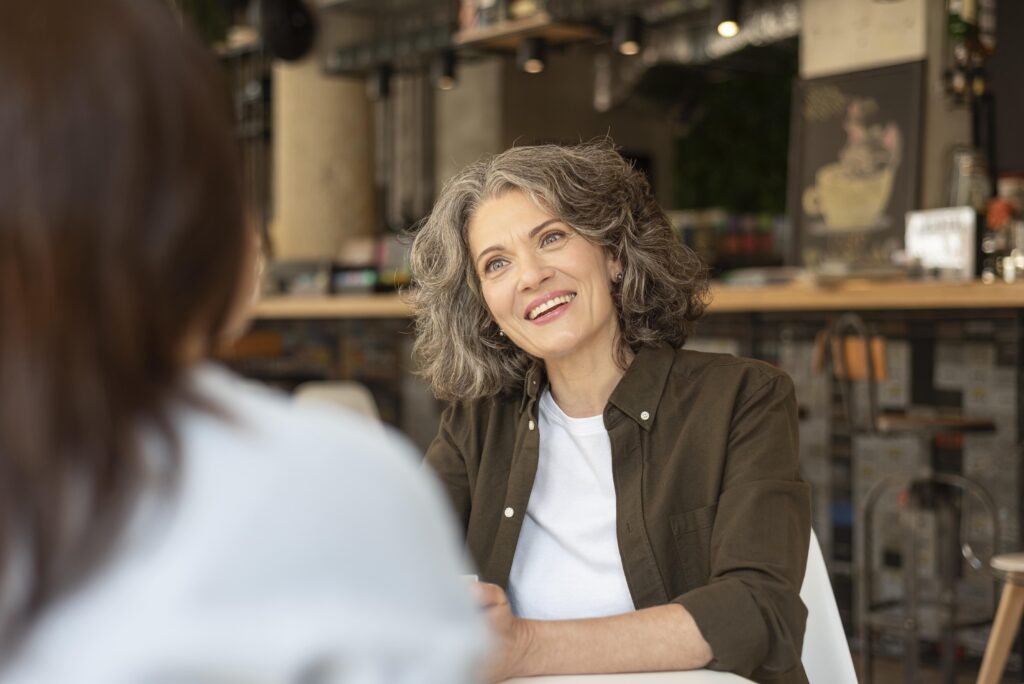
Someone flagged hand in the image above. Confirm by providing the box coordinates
[474,582,534,682]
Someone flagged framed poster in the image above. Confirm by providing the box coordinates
[787,61,924,268]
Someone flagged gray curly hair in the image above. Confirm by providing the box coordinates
[408,140,709,401]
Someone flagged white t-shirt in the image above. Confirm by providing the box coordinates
[507,389,635,621]
[0,364,489,684]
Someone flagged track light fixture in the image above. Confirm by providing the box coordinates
[613,14,644,56]
[516,36,546,74]
[432,49,457,91]
[714,0,741,38]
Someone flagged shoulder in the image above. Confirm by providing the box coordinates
[179,363,468,551]
[172,364,460,551]
[183,363,420,481]
[673,348,791,384]
[666,348,795,409]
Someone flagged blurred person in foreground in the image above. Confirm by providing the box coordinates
[410,141,810,684]
[0,1,486,682]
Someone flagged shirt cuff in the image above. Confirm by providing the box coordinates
[673,577,769,677]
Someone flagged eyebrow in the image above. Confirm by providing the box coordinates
[474,218,563,266]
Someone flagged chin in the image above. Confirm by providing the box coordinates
[533,339,585,362]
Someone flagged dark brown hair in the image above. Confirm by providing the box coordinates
[409,141,709,400]
[0,0,247,646]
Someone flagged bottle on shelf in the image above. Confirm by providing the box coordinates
[475,0,507,28]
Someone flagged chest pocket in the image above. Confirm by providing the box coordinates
[669,503,717,591]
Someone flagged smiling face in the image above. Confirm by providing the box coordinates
[467,190,622,366]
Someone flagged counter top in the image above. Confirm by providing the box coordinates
[253,293,412,319]
[708,279,1024,312]
[251,281,1024,319]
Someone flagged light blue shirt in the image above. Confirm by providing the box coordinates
[1,365,489,684]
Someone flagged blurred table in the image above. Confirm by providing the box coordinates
[503,671,751,683]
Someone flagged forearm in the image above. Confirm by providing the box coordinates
[513,603,713,677]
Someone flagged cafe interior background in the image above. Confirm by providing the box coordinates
[174,0,1024,681]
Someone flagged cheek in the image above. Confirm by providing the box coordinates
[480,283,508,321]
[569,244,612,282]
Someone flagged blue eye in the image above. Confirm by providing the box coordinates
[540,231,565,246]
[484,258,508,274]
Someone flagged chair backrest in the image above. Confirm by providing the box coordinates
[800,529,858,684]
[293,380,380,420]
[814,311,885,434]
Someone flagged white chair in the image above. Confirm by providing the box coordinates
[800,530,858,684]
[293,380,380,420]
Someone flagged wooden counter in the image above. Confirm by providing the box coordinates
[708,280,1024,312]
[253,293,411,319]
[252,281,1024,319]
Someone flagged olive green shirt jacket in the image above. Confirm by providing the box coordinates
[425,345,811,684]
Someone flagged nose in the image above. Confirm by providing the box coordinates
[516,253,552,292]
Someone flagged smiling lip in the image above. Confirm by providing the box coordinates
[524,291,577,322]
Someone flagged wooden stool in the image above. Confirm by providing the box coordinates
[976,553,1024,684]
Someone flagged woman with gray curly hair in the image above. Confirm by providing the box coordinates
[410,141,810,684]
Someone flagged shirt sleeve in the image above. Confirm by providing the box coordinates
[673,370,811,680]
[423,402,472,533]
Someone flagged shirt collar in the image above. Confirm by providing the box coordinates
[607,344,677,431]
[519,345,676,430]
[520,361,545,412]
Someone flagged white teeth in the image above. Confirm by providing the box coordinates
[528,294,576,320]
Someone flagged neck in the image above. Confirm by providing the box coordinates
[544,344,633,418]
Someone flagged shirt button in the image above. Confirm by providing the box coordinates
[640,410,651,421]
[528,420,535,430]
[504,507,515,518]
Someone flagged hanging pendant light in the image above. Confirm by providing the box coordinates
[432,49,457,91]
[714,0,741,38]
[613,14,644,56]
[517,36,546,74]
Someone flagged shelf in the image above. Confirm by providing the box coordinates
[454,12,599,50]
[318,0,430,14]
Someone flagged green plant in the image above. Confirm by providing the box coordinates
[673,50,796,213]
